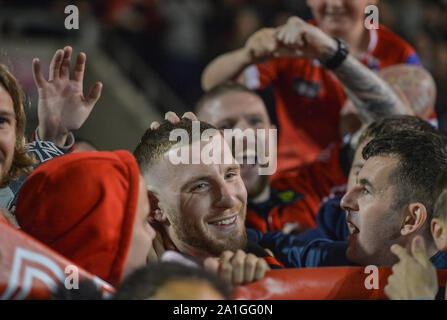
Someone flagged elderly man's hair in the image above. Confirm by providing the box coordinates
[133,118,218,172]
[194,81,260,115]
[114,262,232,300]
[0,64,36,187]
[362,130,447,220]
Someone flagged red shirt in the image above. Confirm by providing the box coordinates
[246,142,347,234]
[244,25,421,173]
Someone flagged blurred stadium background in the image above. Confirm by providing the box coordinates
[0,0,446,151]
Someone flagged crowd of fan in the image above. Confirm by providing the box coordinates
[1,0,447,300]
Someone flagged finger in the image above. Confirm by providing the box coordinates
[230,250,246,285]
[182,112,198,121]
[164,111,181,124]
[384,281,401,300]
[275,27,285,42]
[32,58,46,89]
[254,258,270,281]
[60,46,73,79]
[72,52,86,83]
[203,257,220,275]
[219,251,234,284]
[390,244,410,262]
[411,236,430,267]
[86,82,103,106]
[243,253,258,284]
[49,49,64,81]
[150,121,160,130]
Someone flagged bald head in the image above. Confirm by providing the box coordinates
[379,64,436,120]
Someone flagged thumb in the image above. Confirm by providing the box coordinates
[203,257,220,274]
[411,236,429,267]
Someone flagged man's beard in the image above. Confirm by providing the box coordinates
[169,208,248,257]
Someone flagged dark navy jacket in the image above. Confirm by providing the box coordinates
[293,194,349,242]
[248,228,447,270]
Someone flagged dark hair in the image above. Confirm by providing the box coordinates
[194,81,260,115]
[133,118,218,172]
[51,279,104,300]
[358,115,439,146]
[114,262,232,300]
[362,130,447,219]
[433,169,447,220]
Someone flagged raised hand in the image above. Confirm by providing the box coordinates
[149,111,199,130]
[384,236,438,300]
[275,16,336,61]
[32,46,102,147]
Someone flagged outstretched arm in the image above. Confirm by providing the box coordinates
[32,46,102,147]
[201,28,298,91]
[276,16,409,123]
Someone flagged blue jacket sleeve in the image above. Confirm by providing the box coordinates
[291,195,350,242]
[247,228,352,268]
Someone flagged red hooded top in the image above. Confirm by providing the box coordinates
[15,151,141,287]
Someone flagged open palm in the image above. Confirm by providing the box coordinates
[32,46,102,145]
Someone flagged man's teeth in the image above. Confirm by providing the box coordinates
[213,216,236,226]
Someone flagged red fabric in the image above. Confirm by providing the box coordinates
[252,25,419,173]
[280,142,348,201]
[247,143,346,233]
[0,220,115,299]
[234,267,447,300]
[15,151,141,287]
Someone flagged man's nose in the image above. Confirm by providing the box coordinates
[214,182,238,210]
[340,189,359,212]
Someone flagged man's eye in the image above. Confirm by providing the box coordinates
[192,183,207,192]
[219,124,233,130]
[362,188,370,195]
[248,118,263,127]
[225,171,238,179]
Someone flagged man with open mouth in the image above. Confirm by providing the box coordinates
[249,129,447,270]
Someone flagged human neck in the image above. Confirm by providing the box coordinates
[251,184,271,204]
[337,24,369,59]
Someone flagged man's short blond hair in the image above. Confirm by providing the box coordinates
[133,118,218,173]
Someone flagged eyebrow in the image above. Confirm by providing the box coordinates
[0,110,15,118]
[181,165,240,191]
[359,178,376,193]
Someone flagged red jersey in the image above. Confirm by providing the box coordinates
[246,143,347,233]
[246,141,348,234]
[244,25,421,173]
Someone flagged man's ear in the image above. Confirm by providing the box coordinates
[148,191,170,226]
[431,218,447,251]
[401,203,427,236]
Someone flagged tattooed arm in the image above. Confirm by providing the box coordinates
[276,16,410,123]
[324,47,410,123]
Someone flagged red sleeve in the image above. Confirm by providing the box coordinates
[244,58,291,90]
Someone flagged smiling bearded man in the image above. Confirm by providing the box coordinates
[134,118,283,273]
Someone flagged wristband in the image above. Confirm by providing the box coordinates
[323,38,349,70]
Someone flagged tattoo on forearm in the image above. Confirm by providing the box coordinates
[322,47,408,123]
